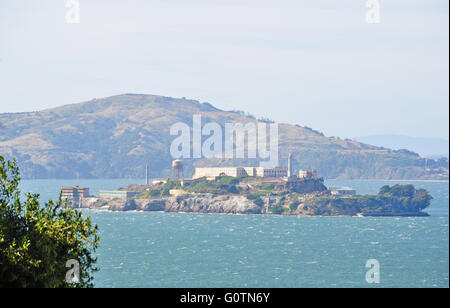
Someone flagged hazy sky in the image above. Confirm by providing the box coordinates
[0,0,448,139]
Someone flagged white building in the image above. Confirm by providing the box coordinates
[329,187,356,196]
[192,166,287,179]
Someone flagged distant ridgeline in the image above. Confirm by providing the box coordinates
[0,94,448,180]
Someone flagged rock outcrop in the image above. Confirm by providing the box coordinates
[80,194,261,214]
[80,197,165,211]
[165,194,261,214]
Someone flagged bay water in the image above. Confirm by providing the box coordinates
[18,179,449,287]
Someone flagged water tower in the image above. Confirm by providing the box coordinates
[172,160,184,179]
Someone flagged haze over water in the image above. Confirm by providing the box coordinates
[19,179,449,287]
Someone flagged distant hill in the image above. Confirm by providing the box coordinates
[0,94,448,180]
[354,135,449,158]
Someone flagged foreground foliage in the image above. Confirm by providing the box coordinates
[0,156,99,288]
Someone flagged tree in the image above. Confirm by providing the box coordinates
[377,184,432,213]
[289,200,300,212]
[378,185,391,195]
[387,184,416,198]
[0,156,99,288]
[411,188,433,211]
[253,197,264,207]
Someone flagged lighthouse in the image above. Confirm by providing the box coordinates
[288,153,293,178]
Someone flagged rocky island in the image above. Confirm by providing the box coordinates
[74,176,432,217]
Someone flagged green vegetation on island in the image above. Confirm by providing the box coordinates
[131,175,432,216]
[301,184,432,216]
[137,177,241,198]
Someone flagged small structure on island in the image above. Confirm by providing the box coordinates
[145,164,149,185]
[169,189,188,197]
[99,190,140,199]
[61,186,90,201]
[172,159,184,179]
[61,186,90,208]
[329,186,356,196]
[152,178,169,185]
[299,169,317,179]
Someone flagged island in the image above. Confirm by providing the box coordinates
[69,176,432,217]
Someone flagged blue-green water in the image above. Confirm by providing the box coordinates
[18,179,449,288]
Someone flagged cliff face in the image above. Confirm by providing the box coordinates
[81,197,165,211]
[165,195,261,214]
[0,94,447,180]
[76,190,429,217]
[80,195,261,214]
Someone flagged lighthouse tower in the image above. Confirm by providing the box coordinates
[287,153,293,178]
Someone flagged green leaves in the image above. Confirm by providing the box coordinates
[0,155,99,288]
[0,156,21,206]
[377,184,432,212]
[303,184,432,216]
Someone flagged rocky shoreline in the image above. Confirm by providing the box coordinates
[75,193,430,217]
[79,194,262,214]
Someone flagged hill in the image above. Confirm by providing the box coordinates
[0,94,448,180]
[354,135,449,158]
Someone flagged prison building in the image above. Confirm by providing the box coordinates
[192,167,287,179]
[258,167,288,178]
[61,186,90,201]
[193,167,246,179]
[99,190,140,199]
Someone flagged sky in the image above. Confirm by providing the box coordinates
[0,0,448,140]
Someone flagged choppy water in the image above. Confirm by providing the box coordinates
[18,179,449,288]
